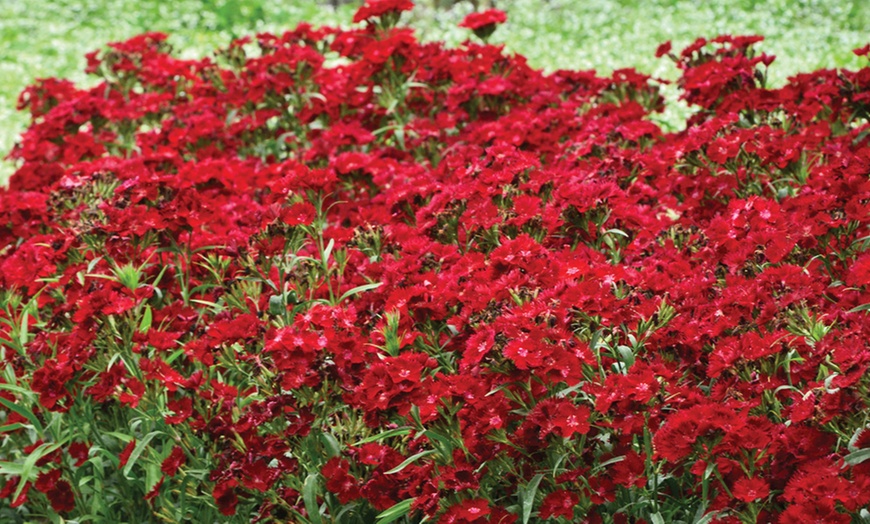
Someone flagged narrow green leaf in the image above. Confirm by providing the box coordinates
[139,305,152,333]
[385,449,437,475]
[0,397,42,433]
[352,428,411,446]
[302,473,323,524]
[0,382,34,397]
[323,238,335,263]
[177,474,192,522]
[595,455,626,471]
[650,512,665,524]
[122,431,163,477]
[165,348,185,365]
[104,431,134,443]
[0,461,25,476]
[375,498,414,524]
[0,423,25,433]
[338,282,382,303]
[845,448,870,466]
[848,303,870,313]
[19,310,28,348]
[693,510,719,524]
[16,442,64,501]
[1,366,16,389]
[521,473,543,524]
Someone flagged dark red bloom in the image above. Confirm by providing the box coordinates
[119,439,137,468]
[161,446,186,477]
[213,479,239,516]
[145,476,164,502]
[45,480,76,512]
[538,490,578,519]
[322,457,362,504]
[458,9,507,30]
[655,40,673,58]
[732,476,769,502]
[67,441,90,467]
[353,0,414,23]
[438,498,491,523]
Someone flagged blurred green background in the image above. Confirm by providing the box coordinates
[1,0,868,182]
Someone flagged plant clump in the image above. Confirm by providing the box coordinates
[1,1,870,522]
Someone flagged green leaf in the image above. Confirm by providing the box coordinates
[122,431,163,477]
[520,473,543,524]
[320,432,341,458]
[845,448,870,466]
[268,295,284,315]
[338,282,382,303]
[139,305,152,333]
[0,461,25,476]
[848,303,870,313]
[693,510,719,524]
[616,344,635,368]
[16,441,64,501]
[0,423,24,433]
[165,348,185,365]
[0,382,34,397]
[650,512,665,524]
[323,238,335,263]
[352,428,411,446]
[375,498,414,524]
[0,396,42,433]
[19,310,28,348]
[302,473,323,524]
[422,429,454,457]
[385,449,437,475]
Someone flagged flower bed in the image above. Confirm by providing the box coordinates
[1,1,869,522]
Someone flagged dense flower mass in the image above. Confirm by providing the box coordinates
[0,4,869,523]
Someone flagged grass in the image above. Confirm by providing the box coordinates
[1,0,867,183]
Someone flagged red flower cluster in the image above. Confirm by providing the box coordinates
[0,5,869,523]
[458,9,508,31]
[353,0,414,24]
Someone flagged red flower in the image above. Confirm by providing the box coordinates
[46,480,76,512]
[539,490,578,519]
[165,396,193,425]
[28,466,71,511]
[213,479,239,516]
[119,439,137,468]
[458,9,507,30]
[145,475,164,502]
[1,477,32,508]
[732,476,769,502]
[439,498,491,523]
[610,451,647,489]
[655,40,673,58]
[35,468,62,493]
[321,457,362,504]
[280,202,316,226]
[502,336,546,369]
[847,252,870,287]
[551,400,592,438]
[161,446,186,477]
[67,441,90,467]
[353,0,414,23]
